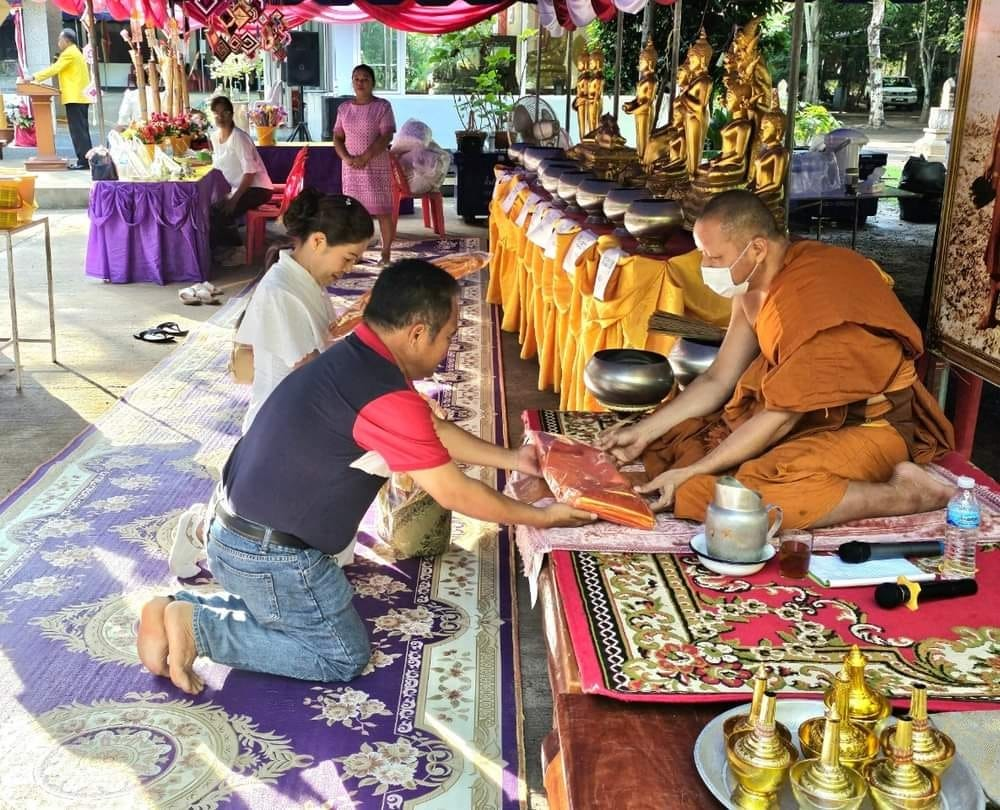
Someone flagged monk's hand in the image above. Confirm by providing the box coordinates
[541,503,598,528]
[595,422,649,464]
[635,467,696,513]
[513,444,542,478]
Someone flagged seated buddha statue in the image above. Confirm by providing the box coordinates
[693,81,756,187]
[747,91,789,227]
[585,113,628,150]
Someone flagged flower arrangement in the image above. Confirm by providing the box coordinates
[6,102,34,132]
[124,112,207,145]
[249,104,287,128]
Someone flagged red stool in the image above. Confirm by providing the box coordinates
[390,155,446,237]
[245,146,308,265]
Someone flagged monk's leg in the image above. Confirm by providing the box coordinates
[696,424,943,531]
[813,462,952,527]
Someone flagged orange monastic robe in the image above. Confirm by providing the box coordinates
[643,241,955,530]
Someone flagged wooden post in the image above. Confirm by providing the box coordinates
[147,62,161,114]
[83,0,106,144]
[782,0,805,229]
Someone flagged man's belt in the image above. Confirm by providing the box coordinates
[213,500,309,550]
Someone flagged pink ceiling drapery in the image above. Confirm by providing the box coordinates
[274,0,515,33]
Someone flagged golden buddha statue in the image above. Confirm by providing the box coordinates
[747,90,790,229]
[644,30,714,196]
[623,38,658,165]
[586,51,606,134]
[573,51,591,142]
[694,81,757,186]
[590,113,628,149]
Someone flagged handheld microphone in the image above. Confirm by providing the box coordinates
[874,576,977,611]
[838,540,944,563]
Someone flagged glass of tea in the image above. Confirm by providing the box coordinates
[778,534,813,579]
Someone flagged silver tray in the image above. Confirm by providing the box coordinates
[693,699,986,810]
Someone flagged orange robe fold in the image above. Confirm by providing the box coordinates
[642,241,956,530]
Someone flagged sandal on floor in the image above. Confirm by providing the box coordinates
[199,282,224,297]
[133,328,176,343]
[194,282,221,303]
[179,286,202,305]
[156,321,189,337]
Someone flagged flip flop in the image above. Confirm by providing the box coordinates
[198,282,224,297]
[179,286,202,306]
[193,283,219,304]
[133,328,176,343]
[156,321,189,337]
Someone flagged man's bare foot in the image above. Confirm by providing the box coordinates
[137,596,172,677]
[164,600,204,695]
[888,462,953,513]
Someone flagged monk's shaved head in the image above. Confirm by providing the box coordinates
[700,190,781,244]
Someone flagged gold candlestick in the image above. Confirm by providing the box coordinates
[864,717,941,810]
[803,671,878,768]
[879,683,955,776]
[823,646,891,728]
[726,692,797,810]
[723,666,792,743]
[790,705,868,810]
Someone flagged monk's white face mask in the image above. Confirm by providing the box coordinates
[701,241,759,298]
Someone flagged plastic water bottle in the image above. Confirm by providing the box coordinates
[941,476,980,580]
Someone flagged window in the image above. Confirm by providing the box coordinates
[360,23,402,93]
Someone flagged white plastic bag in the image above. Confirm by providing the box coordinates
[391,118,433,155]
[399,144,451,194]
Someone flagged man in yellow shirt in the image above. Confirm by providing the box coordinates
[34,28,92,170]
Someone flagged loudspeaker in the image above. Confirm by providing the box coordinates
[285,31,320,87]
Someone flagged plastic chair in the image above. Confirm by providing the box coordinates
[390,155,445,237]
[245,146,308,264]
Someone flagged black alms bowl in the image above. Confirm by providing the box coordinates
[584,349,675,409]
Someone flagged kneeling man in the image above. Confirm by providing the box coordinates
[139,260,594,693]
[599,190,955,529]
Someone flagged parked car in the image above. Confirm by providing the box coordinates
[864,77,920,111]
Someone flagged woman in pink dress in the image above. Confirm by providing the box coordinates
[333,64,397,266]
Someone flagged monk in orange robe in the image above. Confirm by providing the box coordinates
[598,190,955,530]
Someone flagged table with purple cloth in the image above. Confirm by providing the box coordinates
[85,168,230,285]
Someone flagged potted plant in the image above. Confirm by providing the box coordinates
[429,23,519,153]
[248,103,287,146]
[7,101,36,148]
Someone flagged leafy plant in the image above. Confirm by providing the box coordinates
[428,22,518,133]
[794,102,841,147]
[6,102,34,131]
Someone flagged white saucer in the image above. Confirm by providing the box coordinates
[689,532,775,576]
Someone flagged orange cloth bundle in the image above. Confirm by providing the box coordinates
[529,431,656,529]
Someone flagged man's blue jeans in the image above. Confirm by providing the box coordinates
[173,520,370,681]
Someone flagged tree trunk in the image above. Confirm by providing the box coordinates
[804,1,822,104]
[867,0,886,128]
[917,0,937,124]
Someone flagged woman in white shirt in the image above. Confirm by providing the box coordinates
[167,189,373,577]
[236,187,374,431]
[209,95,273,249]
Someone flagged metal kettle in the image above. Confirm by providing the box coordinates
[705,476,783,562]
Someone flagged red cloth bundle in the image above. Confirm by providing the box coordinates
[529,431,656,529]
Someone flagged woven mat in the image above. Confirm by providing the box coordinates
[0,238,526,809]
[514,409,1000,602]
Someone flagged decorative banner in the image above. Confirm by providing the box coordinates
[929,0,1000,385]
[197,0,291,61]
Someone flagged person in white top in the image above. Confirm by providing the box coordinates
[237,188,374,431]
[208,95,274,249]
[167,189,374,578]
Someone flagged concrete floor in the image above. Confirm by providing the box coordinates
[3,117,999,808]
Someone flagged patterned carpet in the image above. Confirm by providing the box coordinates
[0,238,526,809]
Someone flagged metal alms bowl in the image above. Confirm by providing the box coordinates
[508,142,530,164]
[584,349,675,410]
[668,338,721,387]
[539,161,581,195]
[556,171,593,209]
[624,198,685,254]
[603,186,648,227]
[576,178,619,224]
[522,146,566,173]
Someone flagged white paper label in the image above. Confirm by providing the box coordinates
[528,201,552,231]
[554,217,578,234]
[562,230,599,276]
[594,247,625,301]
[515,193,542,227]
[492,172,514,199]
[528,208,562,247]
[501,181,528,213]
